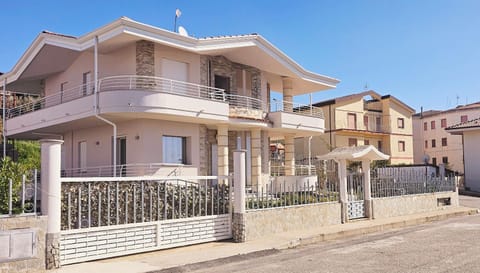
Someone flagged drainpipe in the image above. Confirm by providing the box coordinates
[308,136,312,175]
[2,78,6,158]
[92,36,117,176]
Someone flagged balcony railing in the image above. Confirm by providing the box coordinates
[270,100,324,118]
[6,75,273,120]
[61,162,187,177]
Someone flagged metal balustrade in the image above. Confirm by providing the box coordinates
[0,170,39,217]
[61,163,186,178]
[60,176,230,230]
[270,100,324,118]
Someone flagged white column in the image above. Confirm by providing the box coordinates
[282,77,293,112]
[40,139,64,233]
[362,159,372,219]
[234,149,246,214]
[251,129,262,189]
[284,135,295,176]
[217,125,229,183]
[338,159,348,223]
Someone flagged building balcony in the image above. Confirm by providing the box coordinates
[268,101,325,134]
[335,113,391,135]
[5,75,271,137]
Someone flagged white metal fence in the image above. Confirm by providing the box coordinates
[60,176,231,230]
[0,170,39,217]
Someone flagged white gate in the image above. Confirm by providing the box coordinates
[347,173,365,220]
[59,176,231,265]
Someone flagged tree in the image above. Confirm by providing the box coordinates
[15,140,40,170]
[0,157,26,214]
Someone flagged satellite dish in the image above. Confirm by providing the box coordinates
[178,26,189,37]
[423,154,430,164]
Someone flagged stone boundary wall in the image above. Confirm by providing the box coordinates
[0,216,47,273]
[372,191,459,219]
[244,203,341,241]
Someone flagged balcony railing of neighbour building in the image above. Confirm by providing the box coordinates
[270,100,324,118]
[6,75,271,120]
[270,164,317,176]
[335,110,391,133]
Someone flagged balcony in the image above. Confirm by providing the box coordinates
[268,101,325,134]
[336,112,390,134]
[5,75,270,136]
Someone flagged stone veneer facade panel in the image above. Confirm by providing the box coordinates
[0,216,47,273]
[136,40,155,76]
[372,191,459,219]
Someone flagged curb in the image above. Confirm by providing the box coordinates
[286,208,478,248]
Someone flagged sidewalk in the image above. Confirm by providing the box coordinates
[54,206,478,273]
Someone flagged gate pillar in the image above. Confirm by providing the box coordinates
[40,139,64,269]
[362,159,373,219]
[337,159,348,223]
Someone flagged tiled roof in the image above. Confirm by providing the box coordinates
[414,101,480,118]
[42,30,77,39]
[198,33,258,40]
[446,117,480,130]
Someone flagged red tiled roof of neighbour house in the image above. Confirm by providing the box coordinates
[198,33,259,40]
[413,101,480,118]
[446,117,480,130]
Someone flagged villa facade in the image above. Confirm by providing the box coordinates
[0,17,339,188]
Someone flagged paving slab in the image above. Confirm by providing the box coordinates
[53,206,478,273]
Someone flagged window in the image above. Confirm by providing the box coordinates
[78,141,87,172]
[82,71,93,95]
[162,136,187,164]
[397,118,405,129]
[432,157,437,166]
[424,122,428,131]
[348,138,358,147]
[398,141,405,152]
[431,120,436,130]
[441,137,447,147]
[431,139,436,148]
[364,139,369,145]
[424,140,428,149]
[378,141,383,152]
[441,118,447,128]
[161,58,188,82]
[215,75,231,94]
[347,113,357,129]
[363,115,369,130]
[442,157,448,164]
[461,115,468,123]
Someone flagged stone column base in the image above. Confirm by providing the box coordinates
[46,233,60,269]
[232,213,246,243]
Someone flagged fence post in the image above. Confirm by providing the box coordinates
[362,159,373,219]
[338,159,348,223]
[40,139,64,270]
[232,149,246,242]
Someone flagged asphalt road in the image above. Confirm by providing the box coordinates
[158,195,480,273]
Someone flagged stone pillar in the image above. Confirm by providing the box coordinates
[136,40,155,76]
[40,139,64,270]
[251,129,262,190]
[338,159,348,223]
[282,77,293,112]
[284,135,295,176]
[362,159,373,219]
[217,125,229,184]
[233,149,246,242]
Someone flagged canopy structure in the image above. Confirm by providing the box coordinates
[316,145,390,162]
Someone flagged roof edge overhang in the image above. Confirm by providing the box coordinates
[1,17,339,91]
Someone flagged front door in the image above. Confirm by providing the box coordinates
[347,173,365,219]
[116,137,127,176]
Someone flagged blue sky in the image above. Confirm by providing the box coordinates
[1,0,479,112]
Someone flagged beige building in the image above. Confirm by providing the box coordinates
[1,17,340,187]
[412,102,480,173]
[295,90,415,165]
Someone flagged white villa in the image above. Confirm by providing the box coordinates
[0,17,339,187]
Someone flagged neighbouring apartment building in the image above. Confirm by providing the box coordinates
[412,102,480,173]
[295,90,415,165]
[0,17,339,188]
